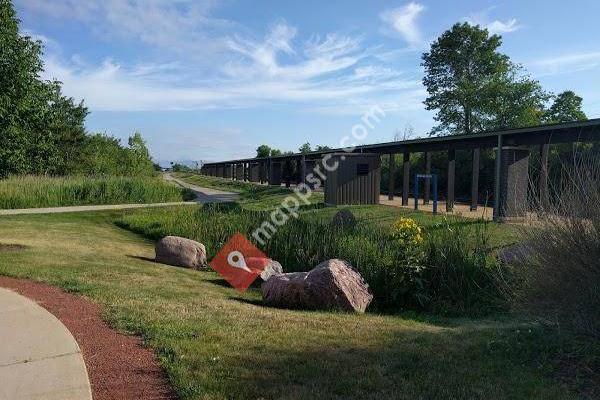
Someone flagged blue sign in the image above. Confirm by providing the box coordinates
[414,174,438,214]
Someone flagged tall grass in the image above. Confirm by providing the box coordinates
[0,175,194,209]
[118,205,506,314]
[515,156,600,339]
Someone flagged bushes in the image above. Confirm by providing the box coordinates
[0,175,193,208]
[514,157,600,339]
[118,206,507,314]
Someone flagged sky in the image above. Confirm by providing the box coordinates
[14,0,600,165]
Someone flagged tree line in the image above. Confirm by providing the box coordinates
[0,0,156,178]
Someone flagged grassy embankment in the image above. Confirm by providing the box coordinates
[0,175,195,209]
[162,173,519,313]
[0,210,578,400]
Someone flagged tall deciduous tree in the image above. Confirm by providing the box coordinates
[545,90,587,123]
[256,145,272,158]
[422,22,547,135]
[0,0,87,176]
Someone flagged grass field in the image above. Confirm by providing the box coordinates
[0,210,578,399]
[0,175,194,209]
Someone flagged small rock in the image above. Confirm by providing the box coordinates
[262,259,373,312]
[155,236,207,270]
[330,209,356,228]
[497,242,532,265]
[243,257,283,281]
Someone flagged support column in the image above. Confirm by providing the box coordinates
[493,135,503,221]
[402,151,410,206]
[424,152,431,204]
[447,148,455,212]
[388,154,395,200]
[496,145,530,220]
[301,155,307,186]
[470,148,480,211]
[243,163,247,182]
[268,158,273,185]
[260,161,266,184]
[539,143,550,208]
[285,160,291,188]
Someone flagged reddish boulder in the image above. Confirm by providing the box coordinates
[262,259,372,312]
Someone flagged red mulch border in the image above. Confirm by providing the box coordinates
[0,277,177,400]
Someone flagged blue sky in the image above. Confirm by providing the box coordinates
[14,0,600,164]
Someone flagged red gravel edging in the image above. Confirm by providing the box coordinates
[0,277,177,400]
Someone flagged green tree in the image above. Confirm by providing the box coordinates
[545,90,587,123]
[256,144,272,158]
[0,0,87,176]
[127,131,154,175]
[482,70,548,130]
[422,22,546,135]
[270,148,282,156]
[298,142,312,153]
[315,145,332,151]
[77,134,125,175]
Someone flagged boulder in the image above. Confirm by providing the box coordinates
[262,259,372,312]
[497,242,533,265]
[330,209,356,228]
[155,236,207,270]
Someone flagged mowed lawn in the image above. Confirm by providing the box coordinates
[0,210,576,399]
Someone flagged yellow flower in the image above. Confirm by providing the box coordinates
[391,217,424,247]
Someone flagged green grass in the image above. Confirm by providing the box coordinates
[117,203,517,315]
[0,175,194,209]
[172,172,324,211]
[0,210,578,399]
[172,172,516,247]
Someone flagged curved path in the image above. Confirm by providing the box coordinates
[164,173,240,203]
[0,288,92,400]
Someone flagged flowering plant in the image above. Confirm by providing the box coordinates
[391,217,424,247]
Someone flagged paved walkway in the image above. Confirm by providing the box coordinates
[0,175,239,216]
[164,173,240,203]
[0,288,92,400]
[0,201,197,216]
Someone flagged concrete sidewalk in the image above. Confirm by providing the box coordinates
[0,201,197,216]
[0,288,92,400]
[164,173,240,203]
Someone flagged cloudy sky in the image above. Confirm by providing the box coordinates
[14,0,600,163]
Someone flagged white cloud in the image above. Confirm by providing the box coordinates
[485,19,520,34]
[464,9,521,35]
[17,0,234,60]
[20,0,425,116]
[529,51,600,76]
[380,2,425,47]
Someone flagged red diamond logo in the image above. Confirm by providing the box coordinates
[209,232,269,292]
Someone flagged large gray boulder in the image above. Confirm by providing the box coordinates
[262,259,372,312]
[155,236,207,270]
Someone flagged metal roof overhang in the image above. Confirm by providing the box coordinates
[203,118,600,166]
